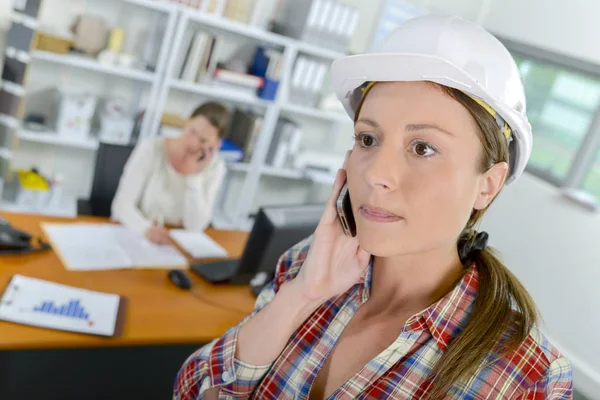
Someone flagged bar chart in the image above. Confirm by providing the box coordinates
[32,299,90,321]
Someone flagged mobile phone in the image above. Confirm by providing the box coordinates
[336,183,357,237]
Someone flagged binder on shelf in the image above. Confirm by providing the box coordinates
[274,0,358,52]
[243,117,263,162]
[266,118,301,168]
[228,109,260,161]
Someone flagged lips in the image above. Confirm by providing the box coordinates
[359,205,404,223]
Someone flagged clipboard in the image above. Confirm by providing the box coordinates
[0,275,127,338]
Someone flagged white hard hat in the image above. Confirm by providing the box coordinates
[331,15,532,184]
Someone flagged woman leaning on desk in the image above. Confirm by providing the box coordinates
[111,102,229,244]
[173,16,572,400]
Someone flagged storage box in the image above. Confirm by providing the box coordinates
[33,32,73,54]
[99,117,134,145]
[25,88,97,138]
[56,93,97,137]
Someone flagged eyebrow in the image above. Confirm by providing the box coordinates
[356,119,455,137]
[355,118,380,128]
[405,124,455,137]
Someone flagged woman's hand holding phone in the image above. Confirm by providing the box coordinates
[290,154,371,303]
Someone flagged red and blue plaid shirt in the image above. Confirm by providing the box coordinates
[174,237,572,399]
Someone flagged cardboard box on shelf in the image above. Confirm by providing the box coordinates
[33,32,73,54]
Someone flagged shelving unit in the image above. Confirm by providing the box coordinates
[1,0,180,215]
[146,6,351,228]
[5,1,352,224]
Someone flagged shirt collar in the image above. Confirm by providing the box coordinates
[360,262,479,352]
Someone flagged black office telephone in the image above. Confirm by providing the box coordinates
[0,217,51,255]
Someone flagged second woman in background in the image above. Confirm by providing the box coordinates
[112,102,229,244]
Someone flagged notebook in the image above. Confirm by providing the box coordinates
[42,223,188,271]
[170,229,228,259]
[0,275,126,337]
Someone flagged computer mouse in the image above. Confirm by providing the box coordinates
[168,270,192,290]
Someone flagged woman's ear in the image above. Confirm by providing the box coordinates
[473,162,508,210]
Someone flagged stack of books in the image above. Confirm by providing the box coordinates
[177,31,220,83]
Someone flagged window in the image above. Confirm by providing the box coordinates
[582,147,600,197]
[511,54,600,184]
[505,38,600,200]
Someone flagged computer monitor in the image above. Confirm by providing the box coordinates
[78,142,135,217]
[191,203,324,285]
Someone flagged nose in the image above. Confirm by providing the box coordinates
[363,147,400,192]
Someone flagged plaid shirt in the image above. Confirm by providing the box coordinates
[174,237,572,399]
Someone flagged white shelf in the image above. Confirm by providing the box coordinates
[227,162,251,173]
[184,9,345,60]
[280,102,349,123]
[170,79,271,107]
[31,51,155,83]
[0,194,77,218]
[261,165,304,179]
[0,114,19,129]
[228,162,305,180]
[186,9,290,47]
[296,42,345,61]
[123,0,176,13]
[18,130,99,150]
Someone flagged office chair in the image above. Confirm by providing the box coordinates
[77,142,135,217]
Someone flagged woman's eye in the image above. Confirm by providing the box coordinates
[355,133,377,148]
[412,142,437,158]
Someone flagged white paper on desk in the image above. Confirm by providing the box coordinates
[42,223,187,270]
[114,227,188,269]
[43,224,132,270]
[0,275,121,336]
[170,229,228,259]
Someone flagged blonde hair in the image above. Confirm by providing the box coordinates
[424,86,539,398]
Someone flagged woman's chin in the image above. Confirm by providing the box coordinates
[356,232,401,258]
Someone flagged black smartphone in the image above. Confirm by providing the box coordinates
[336,183,357,237]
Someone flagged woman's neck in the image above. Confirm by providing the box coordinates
[366,244,464,317]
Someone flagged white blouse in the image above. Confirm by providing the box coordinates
[111,137,226,235]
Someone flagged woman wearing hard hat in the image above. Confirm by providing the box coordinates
[174,16,572,399]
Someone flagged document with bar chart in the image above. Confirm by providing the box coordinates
[0,275,125,337]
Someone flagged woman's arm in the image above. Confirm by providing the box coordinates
[111,140,155,235]
[173,238,318,400]
[174,165,371,399]
[182,158,226,232]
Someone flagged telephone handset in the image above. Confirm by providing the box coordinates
[336,183,357,237]
[0,218,51,255]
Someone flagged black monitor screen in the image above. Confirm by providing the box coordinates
[231,204,323,284]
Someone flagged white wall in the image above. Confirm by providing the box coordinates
[403,0,600,395]
[482,175,600,396]
[483,0,600,65]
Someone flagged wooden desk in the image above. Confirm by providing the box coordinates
[0,212,255,350]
